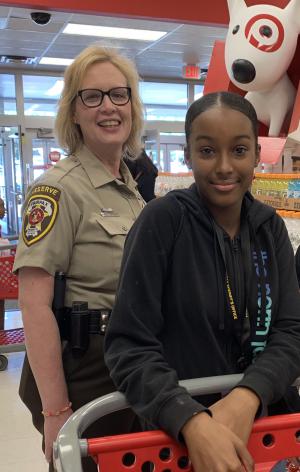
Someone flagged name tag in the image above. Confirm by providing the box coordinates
[100,208,119,217]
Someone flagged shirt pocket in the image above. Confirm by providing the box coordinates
[95,215,130,274]
[95,215,130,236]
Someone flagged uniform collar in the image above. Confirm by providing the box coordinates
[74,144,137,191]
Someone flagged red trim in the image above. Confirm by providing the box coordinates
[0,1,290,26]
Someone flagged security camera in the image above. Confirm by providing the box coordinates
[30,12,51,25]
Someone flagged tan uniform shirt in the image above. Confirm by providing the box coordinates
[14,145,144,309]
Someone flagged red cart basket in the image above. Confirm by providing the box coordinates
[0,254,24,371]
[53,374,300,472]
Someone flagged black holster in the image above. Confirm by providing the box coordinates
[52,273,111,357]
[69,301,90,357]
[60,305,112,357]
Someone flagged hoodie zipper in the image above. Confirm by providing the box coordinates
[230,237,242,329]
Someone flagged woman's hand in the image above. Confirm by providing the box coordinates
[210,387,260,444]
[44,409,74,463]
[181,411,254,472]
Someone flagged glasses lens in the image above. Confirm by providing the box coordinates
[81,90,103,107]
[109,87,130,105]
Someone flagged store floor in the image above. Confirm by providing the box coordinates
[0,310,48,471]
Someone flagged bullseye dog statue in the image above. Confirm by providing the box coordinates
[225,0,300,137]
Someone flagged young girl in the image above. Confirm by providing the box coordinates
[104,92,300,472]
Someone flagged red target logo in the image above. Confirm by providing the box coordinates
[245,14,284,53]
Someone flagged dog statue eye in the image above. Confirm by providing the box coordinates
[232,25,240,34]
[259,25,273,38]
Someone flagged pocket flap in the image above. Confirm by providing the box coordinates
[95,215,129,236]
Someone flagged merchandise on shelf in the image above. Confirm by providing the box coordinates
[252,174,300,212]
[276,210,300,253]
[155,172,194,197]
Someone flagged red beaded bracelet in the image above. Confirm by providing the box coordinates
[41,401,72,417]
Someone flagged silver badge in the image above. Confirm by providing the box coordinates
[100,208,119,217]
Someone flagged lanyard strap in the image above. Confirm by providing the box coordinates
[214,220,251,329]
[225,273,238,320]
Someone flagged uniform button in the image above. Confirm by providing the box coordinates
[122,225,128,231]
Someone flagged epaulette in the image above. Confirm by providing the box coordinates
[47,155,80,182]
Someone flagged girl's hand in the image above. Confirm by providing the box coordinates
[181,411,254,472]
[210,387,260,444]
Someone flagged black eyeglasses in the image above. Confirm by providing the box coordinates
[77,87,131,108]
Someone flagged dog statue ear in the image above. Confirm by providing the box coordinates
[285,0,300,29]
[227,0,247,17]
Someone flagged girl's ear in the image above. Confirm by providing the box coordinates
[255,144,261,167]
[184,146,192,169]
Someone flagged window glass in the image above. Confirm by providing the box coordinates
[23,75,63,116]
[169,149,186,173]
[140,82,187,121]
[0,74,17,115]
[194,84,204,101]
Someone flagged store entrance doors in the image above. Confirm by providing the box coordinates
[160,143,186,173]
[32,138,64,181]
[0,126,24,236]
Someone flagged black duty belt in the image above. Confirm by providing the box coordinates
[88,309,112,334]
[61,308,112,338]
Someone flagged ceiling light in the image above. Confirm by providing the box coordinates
[63,23,167,41]
[39,57,73,66]
[0,18,8,29]
[176,98,188,104]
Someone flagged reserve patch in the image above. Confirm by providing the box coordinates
[22,186,61,246]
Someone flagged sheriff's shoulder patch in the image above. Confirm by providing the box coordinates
[22,185,61,246]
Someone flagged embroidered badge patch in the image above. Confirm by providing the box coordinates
[22,185,61,246]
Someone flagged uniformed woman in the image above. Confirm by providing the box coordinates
[13,45,144,471]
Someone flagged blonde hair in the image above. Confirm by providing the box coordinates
[55,44,144,156]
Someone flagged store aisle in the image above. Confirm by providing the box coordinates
[0,311,48,472]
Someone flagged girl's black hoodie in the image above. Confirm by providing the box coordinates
[105,184,300,439]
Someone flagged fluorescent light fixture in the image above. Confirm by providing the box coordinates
[0,17,8,29]
[160,132,185,136]
[39,57,73,66]
[63,23,167,41]
[176,98,188,104]
[46,80,64,97]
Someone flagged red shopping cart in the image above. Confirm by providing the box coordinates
[53,374,300,472]
[0,253,24,371]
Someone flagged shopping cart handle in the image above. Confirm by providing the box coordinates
[53,374,300,472]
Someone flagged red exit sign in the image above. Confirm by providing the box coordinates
[182,64,201,79]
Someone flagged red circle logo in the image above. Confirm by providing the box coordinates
[29,207,44,225]
[245,14,284,53]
